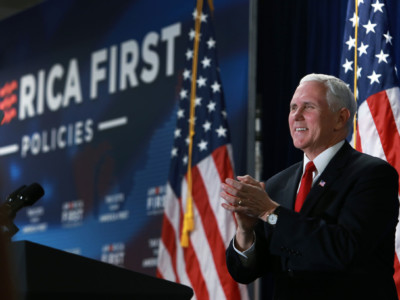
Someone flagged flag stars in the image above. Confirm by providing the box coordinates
[358,42,369,56]
[192,8,198,20]
[171,147,178,157]
[367,71,381,84]
[189,29,196,40]
[216,125,227,137]
[207,37,216,49]
[207,101,216,112]
[202,121,211,132]
[192,8,208,23]
[174,128,182,138]
[357,66,362,78]
[375,50,389,63]
[200,13,208,23]
[183,69,191,80]
[195,97,202,106]
[362,20,377,34]
[211,81,221,93]
[197,76,207,88]
[177,109,185,119]
[345,35,356,50]
[201,57,211,68]
[189,29,201,41]
[188,116,197,125]
[383,30,393,44]
[371,0,384,13]
[172,5,232,171]
[180,89,188,99]
[349,12,359,27]
[342,59,353,73]
[198,140,208,151]
[186,49,193,60]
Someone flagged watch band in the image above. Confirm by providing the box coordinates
[272,205,281,216]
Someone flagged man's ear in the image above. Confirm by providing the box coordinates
[334,108,350,131]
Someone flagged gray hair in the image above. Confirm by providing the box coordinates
[299,73,357,132]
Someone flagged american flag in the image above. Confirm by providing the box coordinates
[339,0,400,296]
[156,0,249,299]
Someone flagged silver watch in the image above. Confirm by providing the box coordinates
[267,213,278,225]
[267,206,281,226]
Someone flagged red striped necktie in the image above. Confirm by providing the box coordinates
[294,161,316,212]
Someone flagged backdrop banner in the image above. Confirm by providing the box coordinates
[0,0,248,276]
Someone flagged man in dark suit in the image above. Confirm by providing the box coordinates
[221,74,399,299]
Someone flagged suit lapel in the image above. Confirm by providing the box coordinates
[299,142,354,215]
[281,162,303,210]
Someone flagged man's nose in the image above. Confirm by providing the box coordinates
[292,107,304,120]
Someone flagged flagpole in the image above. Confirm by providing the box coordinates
[181,0,204,248]
[353,0,359,148]
[248,0,260,298]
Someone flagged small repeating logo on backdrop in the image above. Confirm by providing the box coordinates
[61,199,84,227]
[101,242,125,266]
[98,192,129,223]
[142,237,160,269]
[21,205,48,234]
[146,185,166,216]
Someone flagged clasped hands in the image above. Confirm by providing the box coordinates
[220,175,278,225]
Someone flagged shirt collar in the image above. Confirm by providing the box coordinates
[303,140,345,178]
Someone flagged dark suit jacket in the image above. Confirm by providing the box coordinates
[226,142,399,300]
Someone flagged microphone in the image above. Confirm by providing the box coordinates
[1,183,45,220]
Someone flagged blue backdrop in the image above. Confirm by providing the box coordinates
[0,0,249,276]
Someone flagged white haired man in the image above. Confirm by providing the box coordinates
[221,74,399,300]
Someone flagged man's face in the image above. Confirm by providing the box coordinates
[288,81,341,160]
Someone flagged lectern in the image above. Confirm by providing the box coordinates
[11,240,193,299]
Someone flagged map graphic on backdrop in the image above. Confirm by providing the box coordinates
[0,0,249,275]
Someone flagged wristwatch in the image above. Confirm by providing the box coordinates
[267,206,281,226]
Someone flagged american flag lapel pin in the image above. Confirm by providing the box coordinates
[319,180,326,187]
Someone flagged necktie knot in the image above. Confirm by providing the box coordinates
[294,161,316,212]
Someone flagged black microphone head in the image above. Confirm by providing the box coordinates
[6,185,27,203]
[21,183,45,206]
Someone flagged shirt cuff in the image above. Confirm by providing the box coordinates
[232,232,256,260]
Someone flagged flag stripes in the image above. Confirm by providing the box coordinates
[339,0,400,295]
[357,100,385,157]
[157,1,248,298]
[158,146,247,299]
